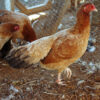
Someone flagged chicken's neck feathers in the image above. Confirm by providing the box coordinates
[74,10,90,34]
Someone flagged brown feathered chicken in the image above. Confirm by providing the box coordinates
[0,10,36,57]
[5,3,97,85]
[0,9,36,48]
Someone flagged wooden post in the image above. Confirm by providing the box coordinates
[15,0,51,15]
[15,0,28,14]
[27,1,52,15]
[75,0,78,9]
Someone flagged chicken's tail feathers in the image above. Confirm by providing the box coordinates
[5,46,32,68]
[5,36,54,68]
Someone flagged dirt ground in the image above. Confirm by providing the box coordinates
[0,0,100,100]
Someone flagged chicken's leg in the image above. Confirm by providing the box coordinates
[56,67,72,85]
[56,72,64,85]
[64,67,72,79]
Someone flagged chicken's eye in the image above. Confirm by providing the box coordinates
[91,5,94,9]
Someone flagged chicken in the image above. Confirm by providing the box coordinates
[0,22,20,57]
[5,3,97,85]
[0,9,36,49]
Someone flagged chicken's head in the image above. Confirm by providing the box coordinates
[82,3,97,13]
[0,23,20,57]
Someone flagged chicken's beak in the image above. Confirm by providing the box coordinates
[93,8,98,12]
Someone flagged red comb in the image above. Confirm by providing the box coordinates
[14,25,19,31]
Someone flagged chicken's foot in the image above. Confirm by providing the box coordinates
[56,73,66,85]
